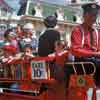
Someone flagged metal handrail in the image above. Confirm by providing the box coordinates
[66,62,96,76]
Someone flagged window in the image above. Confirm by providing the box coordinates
[1,9,7,17]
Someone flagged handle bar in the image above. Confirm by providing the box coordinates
[66,62,96,76]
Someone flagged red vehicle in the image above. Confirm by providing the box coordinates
[0,57,98,100]
[67,62,97,100]
[0,56,64,100]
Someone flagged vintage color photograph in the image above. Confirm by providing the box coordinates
[0,0,100,100]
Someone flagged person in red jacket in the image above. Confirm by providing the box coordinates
[0,44,17,77]
[65,3,100,87]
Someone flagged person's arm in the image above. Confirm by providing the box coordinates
[71,26,97,57]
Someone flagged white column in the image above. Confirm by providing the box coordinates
[25,0,31,15]
[0,8,1,17]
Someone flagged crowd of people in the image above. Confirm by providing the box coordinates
[0,2,100,88]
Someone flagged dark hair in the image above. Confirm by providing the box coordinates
[55,41,62,46]
[55,40,65,48]
[23,44,33,50]
[44,16,57,28]
[4,29,13,38]
[82,3,100,14]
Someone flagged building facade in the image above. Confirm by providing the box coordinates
[0,0,13,39]
[17,0,100,46]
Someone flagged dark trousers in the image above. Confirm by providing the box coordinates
[64,64,74,87]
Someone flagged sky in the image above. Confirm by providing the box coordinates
[5,0,20,12]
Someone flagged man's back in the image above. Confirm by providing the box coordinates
[38,29,60,56]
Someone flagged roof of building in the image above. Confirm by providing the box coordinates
[0,0,13,12]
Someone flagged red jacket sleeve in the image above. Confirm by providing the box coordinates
[71,26,96,57]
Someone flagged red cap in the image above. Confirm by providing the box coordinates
[3,45,17,53]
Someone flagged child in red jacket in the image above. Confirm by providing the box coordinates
[48,40,68,82]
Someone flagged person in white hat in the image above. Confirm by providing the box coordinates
[23,23,36,38]
[19,23,38,53]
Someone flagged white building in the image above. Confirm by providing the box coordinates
[0,0,13,39]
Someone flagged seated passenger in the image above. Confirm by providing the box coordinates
[48,40,68,82]
[0,44,17,78]
[48,40,68,67]
[4,29,18,51]
[18,23,38,52]
[15,45,35,78]
[15,44,35,60]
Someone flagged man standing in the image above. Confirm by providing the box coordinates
[38,16,66,100]
[38,16,60,56]
[70,3,100,86]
